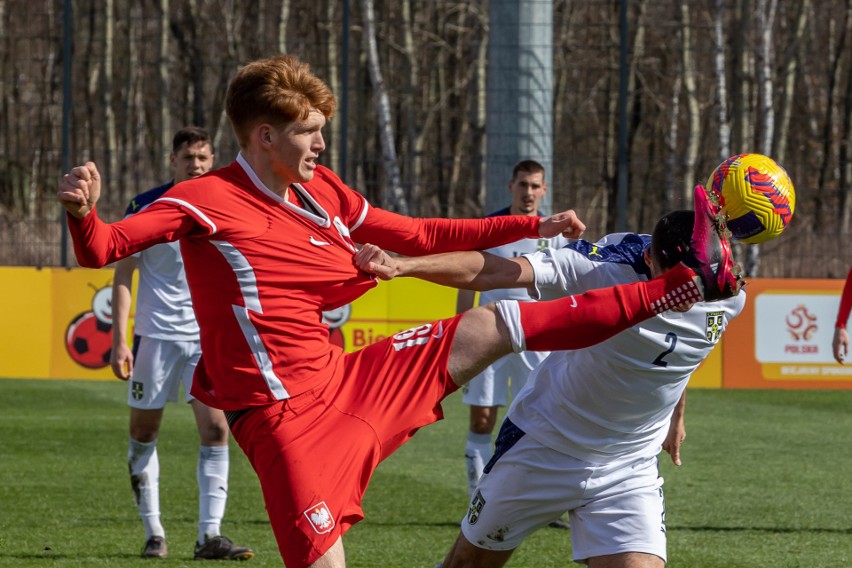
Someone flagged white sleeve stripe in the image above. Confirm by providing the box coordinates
[349,198,370,232]
[155,197,218,233]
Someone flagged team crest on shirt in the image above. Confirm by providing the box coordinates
[706,311,724,342]
[303,501,336,534]
[131,381,144,400]
[468,490,486,525]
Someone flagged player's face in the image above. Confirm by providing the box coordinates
[508,170,546,216]
[270,109,327,185]
[171,141,214,183]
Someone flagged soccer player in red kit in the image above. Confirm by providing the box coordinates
[58,55,741,568]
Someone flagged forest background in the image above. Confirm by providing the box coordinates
[1,0,851,278]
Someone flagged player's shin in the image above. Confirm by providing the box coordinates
[501,264,702,352]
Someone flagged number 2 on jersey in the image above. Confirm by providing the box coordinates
[652,332,678,367]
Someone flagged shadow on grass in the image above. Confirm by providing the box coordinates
[669,525,851,535]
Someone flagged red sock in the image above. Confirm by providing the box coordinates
[519,264,701,351]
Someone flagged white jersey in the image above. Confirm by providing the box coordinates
[126,183,199,341]
[478,221,569,305]
[508,232,745,464]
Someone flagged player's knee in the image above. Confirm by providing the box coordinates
[469,407,498,434]
[199,420,229,445]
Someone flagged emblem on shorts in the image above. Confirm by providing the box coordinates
[706,311,724,342]
[131,381,144,400]
[303,501,336,534]
[468,490,486,525]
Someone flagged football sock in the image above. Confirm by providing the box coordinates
[464,432,492,496]
[500,264,701,352]
[128,437,164,539]
[197,444,229,544]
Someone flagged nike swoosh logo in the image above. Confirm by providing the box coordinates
[568,295,577,308]
[432,321,445,339]
[310,236,331,246]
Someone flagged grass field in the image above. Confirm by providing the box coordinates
[0,379,850,567]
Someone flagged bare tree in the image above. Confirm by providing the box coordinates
[159,0,170,176]
[102,0,117,191]
[816,1,852,227]
[774,0,808,166]
[278,0,291,54]
[713,0,731,160]
[756,0,777,154]
[678,1,700,204]
[360,0,406,214]
[731,0,752,153]
[842,7,852,235]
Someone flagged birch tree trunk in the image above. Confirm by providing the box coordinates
[124,1,143,202]
[159,0,171,176]
[361,0,407,214]
[774,0,809,165]
[731,0,751,152]
[278,0,290,54]
[679,1,700,205]
[713,0,731,160]
[665,74,682,213]
[756,0,777,154]
[400,0,420,211]
[103,0,117,191]
[323,1,339,173]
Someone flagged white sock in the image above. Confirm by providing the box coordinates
[465,432,493,496]
[128,438,164,539]
[197,445,229,544]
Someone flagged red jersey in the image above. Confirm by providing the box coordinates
[836,266,852,329]
[68,156,542,409]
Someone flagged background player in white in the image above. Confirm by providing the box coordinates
[110,127,253,560]
[456,161,568,518]
[358,205,745,568]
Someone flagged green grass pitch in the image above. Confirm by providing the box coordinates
[0,379,849,567]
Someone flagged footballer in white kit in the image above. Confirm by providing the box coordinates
[124,183,201,409]
[461,214,745,564]
[462,230,569,408]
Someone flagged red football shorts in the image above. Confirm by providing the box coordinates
[229,315,462,568]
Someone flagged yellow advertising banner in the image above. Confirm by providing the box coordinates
[49,268,118,380]
[0,267,52,378]
[0,268,845,390]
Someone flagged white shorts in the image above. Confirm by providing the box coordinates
[461,350,550,407]
[461,419,666,564]
[127,336,201,410]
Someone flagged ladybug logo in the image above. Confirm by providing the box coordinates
[322,304,352,349]
[65,284,114,369]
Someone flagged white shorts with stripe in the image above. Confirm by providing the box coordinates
[127,336,201,409]
[461,419,667,564]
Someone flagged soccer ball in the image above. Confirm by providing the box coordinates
[706,153,795,244]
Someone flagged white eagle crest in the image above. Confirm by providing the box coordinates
[311,507,332,529]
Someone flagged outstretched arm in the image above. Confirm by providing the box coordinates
[354,244,536,292]
[352,207,584,257]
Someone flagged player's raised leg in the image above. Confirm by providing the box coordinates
[448,183,741,384]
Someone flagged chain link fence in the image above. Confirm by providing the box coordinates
[1,0,850,277]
